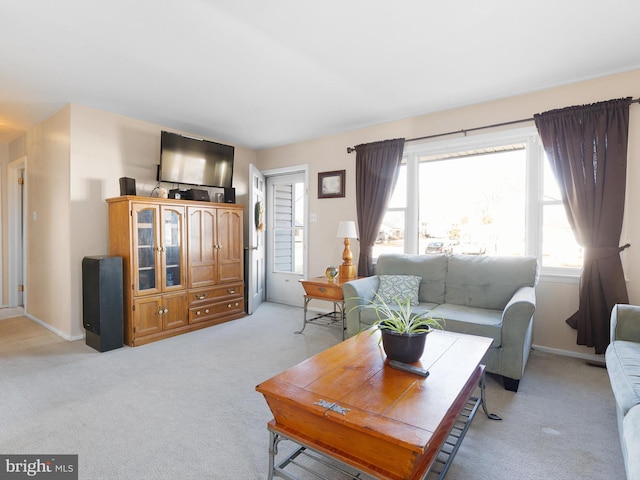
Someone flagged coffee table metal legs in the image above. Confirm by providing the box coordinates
[480,371,503,421]
[428,375,500,479]
[268,428,370,480]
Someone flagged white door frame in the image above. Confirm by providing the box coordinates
[8,156,27,308]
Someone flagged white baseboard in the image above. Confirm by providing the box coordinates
[25,313,85,342]
[532,343,605,363]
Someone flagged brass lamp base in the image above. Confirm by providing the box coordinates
[339,264,356,280]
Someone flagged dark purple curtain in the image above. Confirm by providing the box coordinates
[354,139,405,277]
[534,98,631,354]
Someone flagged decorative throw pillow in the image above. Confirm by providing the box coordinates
[376,275,421,306]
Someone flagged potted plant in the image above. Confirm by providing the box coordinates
[353,291,444,363]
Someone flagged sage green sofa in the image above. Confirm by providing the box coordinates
[605,304,640,480]
[342,253,539,392]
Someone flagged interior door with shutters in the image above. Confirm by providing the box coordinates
[266,172,306,306]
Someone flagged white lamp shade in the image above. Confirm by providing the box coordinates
[336,221,358,239]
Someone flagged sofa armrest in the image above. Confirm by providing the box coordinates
[342,276,379,338]
[611,304,640,343]
[500,285,536,380]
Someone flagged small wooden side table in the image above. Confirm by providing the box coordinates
[298,276,357,339]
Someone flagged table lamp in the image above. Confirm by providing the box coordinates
[336,221,358,279]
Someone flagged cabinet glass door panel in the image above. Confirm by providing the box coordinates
[163,208,184,289]
[133,204,160,295]
[138,269,156,290]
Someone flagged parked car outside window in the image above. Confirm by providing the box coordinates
[425,240,453,254]
[458,241,486,255]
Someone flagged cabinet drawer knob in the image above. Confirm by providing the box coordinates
[196,310,201,316]
[196,294,206,300]
[227,289,235,294]
[158,309,164,315]
[319,287,326,293]
[205,309,210,314]
[227,304,232,308]
[164,308,169,314]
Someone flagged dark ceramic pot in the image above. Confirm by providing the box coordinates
[380,329,428,363]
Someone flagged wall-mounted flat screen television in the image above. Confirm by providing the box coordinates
[158,131,234,188]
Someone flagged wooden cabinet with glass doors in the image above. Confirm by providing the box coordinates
[107,196,244,346]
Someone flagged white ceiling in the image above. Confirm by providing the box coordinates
[2,1,640,149]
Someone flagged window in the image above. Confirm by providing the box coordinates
[540,156,583,269]
[375,166,407,257]
[373,127,581,275]
[272,178,305,274]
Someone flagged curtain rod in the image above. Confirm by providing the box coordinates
[346,97,640,154]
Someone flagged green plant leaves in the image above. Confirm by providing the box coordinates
[349,290,444,335]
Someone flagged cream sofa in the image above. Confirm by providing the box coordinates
[342,253,539,392]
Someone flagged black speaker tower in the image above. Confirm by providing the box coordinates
[82,256,124,352]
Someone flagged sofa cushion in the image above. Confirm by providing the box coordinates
[445,254,538,310]
[606,340,640,416]
[376,254,448,304]
[376,275,421,306]
[359,302,438,327]
[430,303,502,347]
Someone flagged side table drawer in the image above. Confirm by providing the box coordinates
[301,283,343,300]
[189,297,244,324]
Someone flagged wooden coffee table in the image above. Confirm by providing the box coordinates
[256,329,499,480]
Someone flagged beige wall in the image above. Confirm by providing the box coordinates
[68,105,161,338]
[257,69,640,359]
[6,104,256,339]
[22,106,73,337]
[67,104,256,337]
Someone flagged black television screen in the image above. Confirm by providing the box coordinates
[159,131,234,188]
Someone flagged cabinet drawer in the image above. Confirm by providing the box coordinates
[189,298,245,324]
[189,283,243,306]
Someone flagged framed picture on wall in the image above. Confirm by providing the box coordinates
[318,170,345,198]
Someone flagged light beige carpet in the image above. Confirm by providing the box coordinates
[0,303,625,479]
[0,306,24,320]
